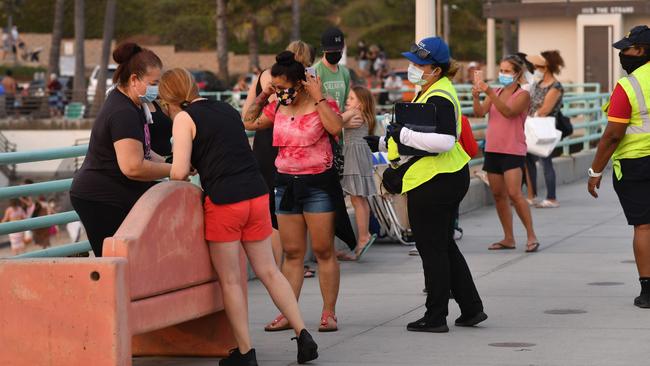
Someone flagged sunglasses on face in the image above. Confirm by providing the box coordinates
[410,43,431,60]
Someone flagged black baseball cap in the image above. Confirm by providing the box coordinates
[613,25,650,49]
[321,27,345,52]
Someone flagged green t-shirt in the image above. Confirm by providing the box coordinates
[314,60,350,112]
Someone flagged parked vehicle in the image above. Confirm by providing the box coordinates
[392,69,415,102]
[190,70,226,92]
[87,64,117,103]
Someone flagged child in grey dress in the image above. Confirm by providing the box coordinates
[341,86,378,259]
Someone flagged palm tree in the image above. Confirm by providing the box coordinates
[291,0,300,41]
[216,0,229,83]
[72,0,86,103]
[230,0,283,72]
[90,0,116,116]
[47,0,65,77]
[247,15,260,71]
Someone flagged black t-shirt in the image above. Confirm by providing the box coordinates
[185,100,268,204]
[70,89,154,209]
[149,101,172,156]
[423,95,457,137]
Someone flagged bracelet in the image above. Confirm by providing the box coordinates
[314,98,326,106]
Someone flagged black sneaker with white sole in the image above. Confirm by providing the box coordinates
[406,317,449,333]
[634,294,650,308]
[455,311,488,327]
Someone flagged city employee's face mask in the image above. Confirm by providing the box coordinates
[619,52,650,75]
[407,64,435,86]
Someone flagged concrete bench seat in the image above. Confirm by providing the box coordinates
[0,182,244,366]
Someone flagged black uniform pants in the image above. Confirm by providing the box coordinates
[407,165,483,322]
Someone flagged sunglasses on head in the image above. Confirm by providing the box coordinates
[410,43,431,61]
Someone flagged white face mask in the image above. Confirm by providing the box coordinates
[533,70,544,82]
[407,64,431,86]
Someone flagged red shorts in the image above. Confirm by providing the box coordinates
[204,194,273,243]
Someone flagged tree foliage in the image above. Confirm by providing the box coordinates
[4,0,488,61]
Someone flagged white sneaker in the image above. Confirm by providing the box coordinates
[453,228,464,241]
[409,247,419,256]
[536,199,560,208]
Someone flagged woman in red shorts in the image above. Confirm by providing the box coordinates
[160,68,318,366]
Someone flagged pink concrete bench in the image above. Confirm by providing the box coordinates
[0,182,245,366]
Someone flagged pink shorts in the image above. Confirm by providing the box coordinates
[204,194,273,243]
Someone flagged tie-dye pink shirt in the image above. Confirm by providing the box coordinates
[263,99,340,175]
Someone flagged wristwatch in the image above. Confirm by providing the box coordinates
[588,168,603,178]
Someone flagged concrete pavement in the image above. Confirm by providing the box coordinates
[136,172,649,366]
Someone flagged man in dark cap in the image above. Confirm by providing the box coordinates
[313,26,351,112]
[589,25,650,308]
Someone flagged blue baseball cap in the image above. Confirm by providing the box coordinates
[402,36,450,65]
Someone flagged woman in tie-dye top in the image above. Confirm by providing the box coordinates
[244,51,346,333]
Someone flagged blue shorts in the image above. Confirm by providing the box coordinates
[275,185,335,215]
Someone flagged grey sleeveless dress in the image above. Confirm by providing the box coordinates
[341,124,377,197]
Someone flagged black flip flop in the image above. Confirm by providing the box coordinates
[526,242,540,253]
[488,242,516,250]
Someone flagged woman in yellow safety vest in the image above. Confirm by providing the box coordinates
[589,25,650,309]
[365,37,487,332]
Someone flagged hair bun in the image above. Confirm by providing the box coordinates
[113,42,143,64]
[276,51,296,66]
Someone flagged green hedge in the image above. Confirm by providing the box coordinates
[0,65,46,81]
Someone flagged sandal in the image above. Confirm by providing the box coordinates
[264,314,291,332]
[355,234,377,260]
[318,311,338,332]
[303,266,316,278]
[488,242,516,250]
[536,199,560,208]
[336,250,357,261]
[526,242,540,253]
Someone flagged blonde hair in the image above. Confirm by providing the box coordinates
[159,67,200,106]
[286,41,314,67]
[351,86,376,135]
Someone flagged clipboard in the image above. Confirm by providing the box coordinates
[394,102,438,133]
[391,102,439,156]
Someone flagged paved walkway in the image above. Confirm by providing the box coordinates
[136,173,649,366]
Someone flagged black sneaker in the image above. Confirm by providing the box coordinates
[406,317,449,333]
[634,294,650,308]
[219,348,258,366]
[292,329,319,364]
[455,311,488,327]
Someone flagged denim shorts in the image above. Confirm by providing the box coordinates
[275,185,335,214]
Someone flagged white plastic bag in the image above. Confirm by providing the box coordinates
[525,116,557,144]
[526,129,562,157]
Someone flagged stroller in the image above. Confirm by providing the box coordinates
[368,152,415,245]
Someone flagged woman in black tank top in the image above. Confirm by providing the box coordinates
[159,68,318,365]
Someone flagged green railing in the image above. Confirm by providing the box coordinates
[0,87,608,259]
[0,145,91,258]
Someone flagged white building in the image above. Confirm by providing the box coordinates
[484,0,650,92]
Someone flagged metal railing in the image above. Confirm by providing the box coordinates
[0,145,91,258]
[0,88,609,259]
[0,131,17,178]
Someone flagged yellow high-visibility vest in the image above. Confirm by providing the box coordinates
[387,76,469,193]
[610,62,650,180]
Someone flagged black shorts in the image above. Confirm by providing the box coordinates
[613,156,650,226]
[483,152,525,175]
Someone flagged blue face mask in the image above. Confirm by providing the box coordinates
[139,85,158,103]
[498,73,515,86]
